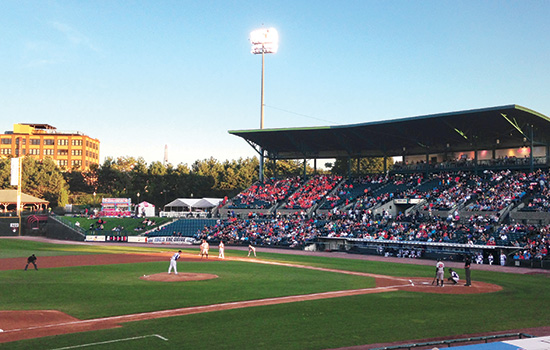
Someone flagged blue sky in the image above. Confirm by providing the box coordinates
[1,1,549,166]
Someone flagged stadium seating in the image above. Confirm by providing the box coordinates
[149,170,550,261]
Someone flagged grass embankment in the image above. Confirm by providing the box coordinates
[59,216,172,235]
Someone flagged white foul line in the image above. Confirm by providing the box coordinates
[48,334,168,350]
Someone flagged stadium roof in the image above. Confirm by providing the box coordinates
[0,190,49,205]
[229,105,550,160]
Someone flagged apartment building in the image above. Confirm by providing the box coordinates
[0,123,100,171]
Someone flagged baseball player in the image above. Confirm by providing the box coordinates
[500,252,506,266]
[24,254,38,270]
[168,250,182,274]
[475,252,484,264]
[435,259,445,287]
[248,244,256,257]
[447,268,459,284]
[200,240,209,259]
[218,240,225,259]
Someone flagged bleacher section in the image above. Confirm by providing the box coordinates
[211,170,550,260]
[146,219,218,237]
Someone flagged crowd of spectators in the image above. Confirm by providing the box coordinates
[464,170,529,211]
[227,177,301,209]
[284,175,342,209]
[196,214,320,248]
[194,205,545,256]
[190,170,550,261]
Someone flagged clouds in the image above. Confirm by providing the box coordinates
[21,21,100,68]
[50,21,99,53]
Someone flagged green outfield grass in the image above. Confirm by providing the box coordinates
[1,238,550,350]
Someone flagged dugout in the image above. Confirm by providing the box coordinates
[317,236,518,265]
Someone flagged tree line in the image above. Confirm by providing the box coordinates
[0,155,388,209]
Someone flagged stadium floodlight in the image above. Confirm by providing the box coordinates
[250,27,278,182]
[250,28,279,55]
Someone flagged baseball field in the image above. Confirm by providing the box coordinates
[1,237,549,350]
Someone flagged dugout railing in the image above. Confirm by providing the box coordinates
[369,332,533,350]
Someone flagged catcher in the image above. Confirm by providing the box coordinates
[447,268,460,284]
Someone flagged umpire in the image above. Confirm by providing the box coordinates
[464,255,471,286]
[24,254,38,271]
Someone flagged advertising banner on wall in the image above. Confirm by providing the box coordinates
[128,236,148,243]
[85,235,106,242]
[146,236,198,245]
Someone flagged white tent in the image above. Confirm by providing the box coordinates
[164,198,200,212]
[161,197,223,218]
[136,201,155,217]
[192,198,223,209]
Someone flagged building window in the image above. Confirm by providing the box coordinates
[71,160,82,166]
[1,139,12,144]
[30,139,40,145]
[57,149,68,156]
[44,139,55,145]
[58,160,68,167]
[58,139,68,146]
[1,148,12,154]
[72,139,83,146]
[44,149,54,155]
[72,149,82,156]
[29,149,40,155]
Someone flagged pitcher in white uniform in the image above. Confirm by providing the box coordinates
[168,250,182,275]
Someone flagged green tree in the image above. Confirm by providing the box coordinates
[329,157,391,176]
[21,157,69,207]
[265,159,314,178]
[0,157,13,189]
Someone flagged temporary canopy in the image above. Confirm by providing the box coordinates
[136,201,155,217]
[163,198,201,212]
[163,198,222,212]
[192,198,223,209]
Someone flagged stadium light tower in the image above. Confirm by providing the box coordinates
[250,27,278,182]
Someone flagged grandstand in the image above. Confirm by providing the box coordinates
[216,105,550,266]
[56,105,550,269]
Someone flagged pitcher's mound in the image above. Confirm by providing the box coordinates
[140,272,218,282]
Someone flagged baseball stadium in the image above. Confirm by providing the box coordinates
[2,105,550,349]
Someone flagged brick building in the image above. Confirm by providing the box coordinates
[0,123,100,171]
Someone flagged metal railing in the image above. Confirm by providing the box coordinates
[370,332,533,349]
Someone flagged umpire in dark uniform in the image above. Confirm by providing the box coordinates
[464,255,471,286]
[25,254,38,270]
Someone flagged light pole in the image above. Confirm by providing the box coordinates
[250,27,278,183]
